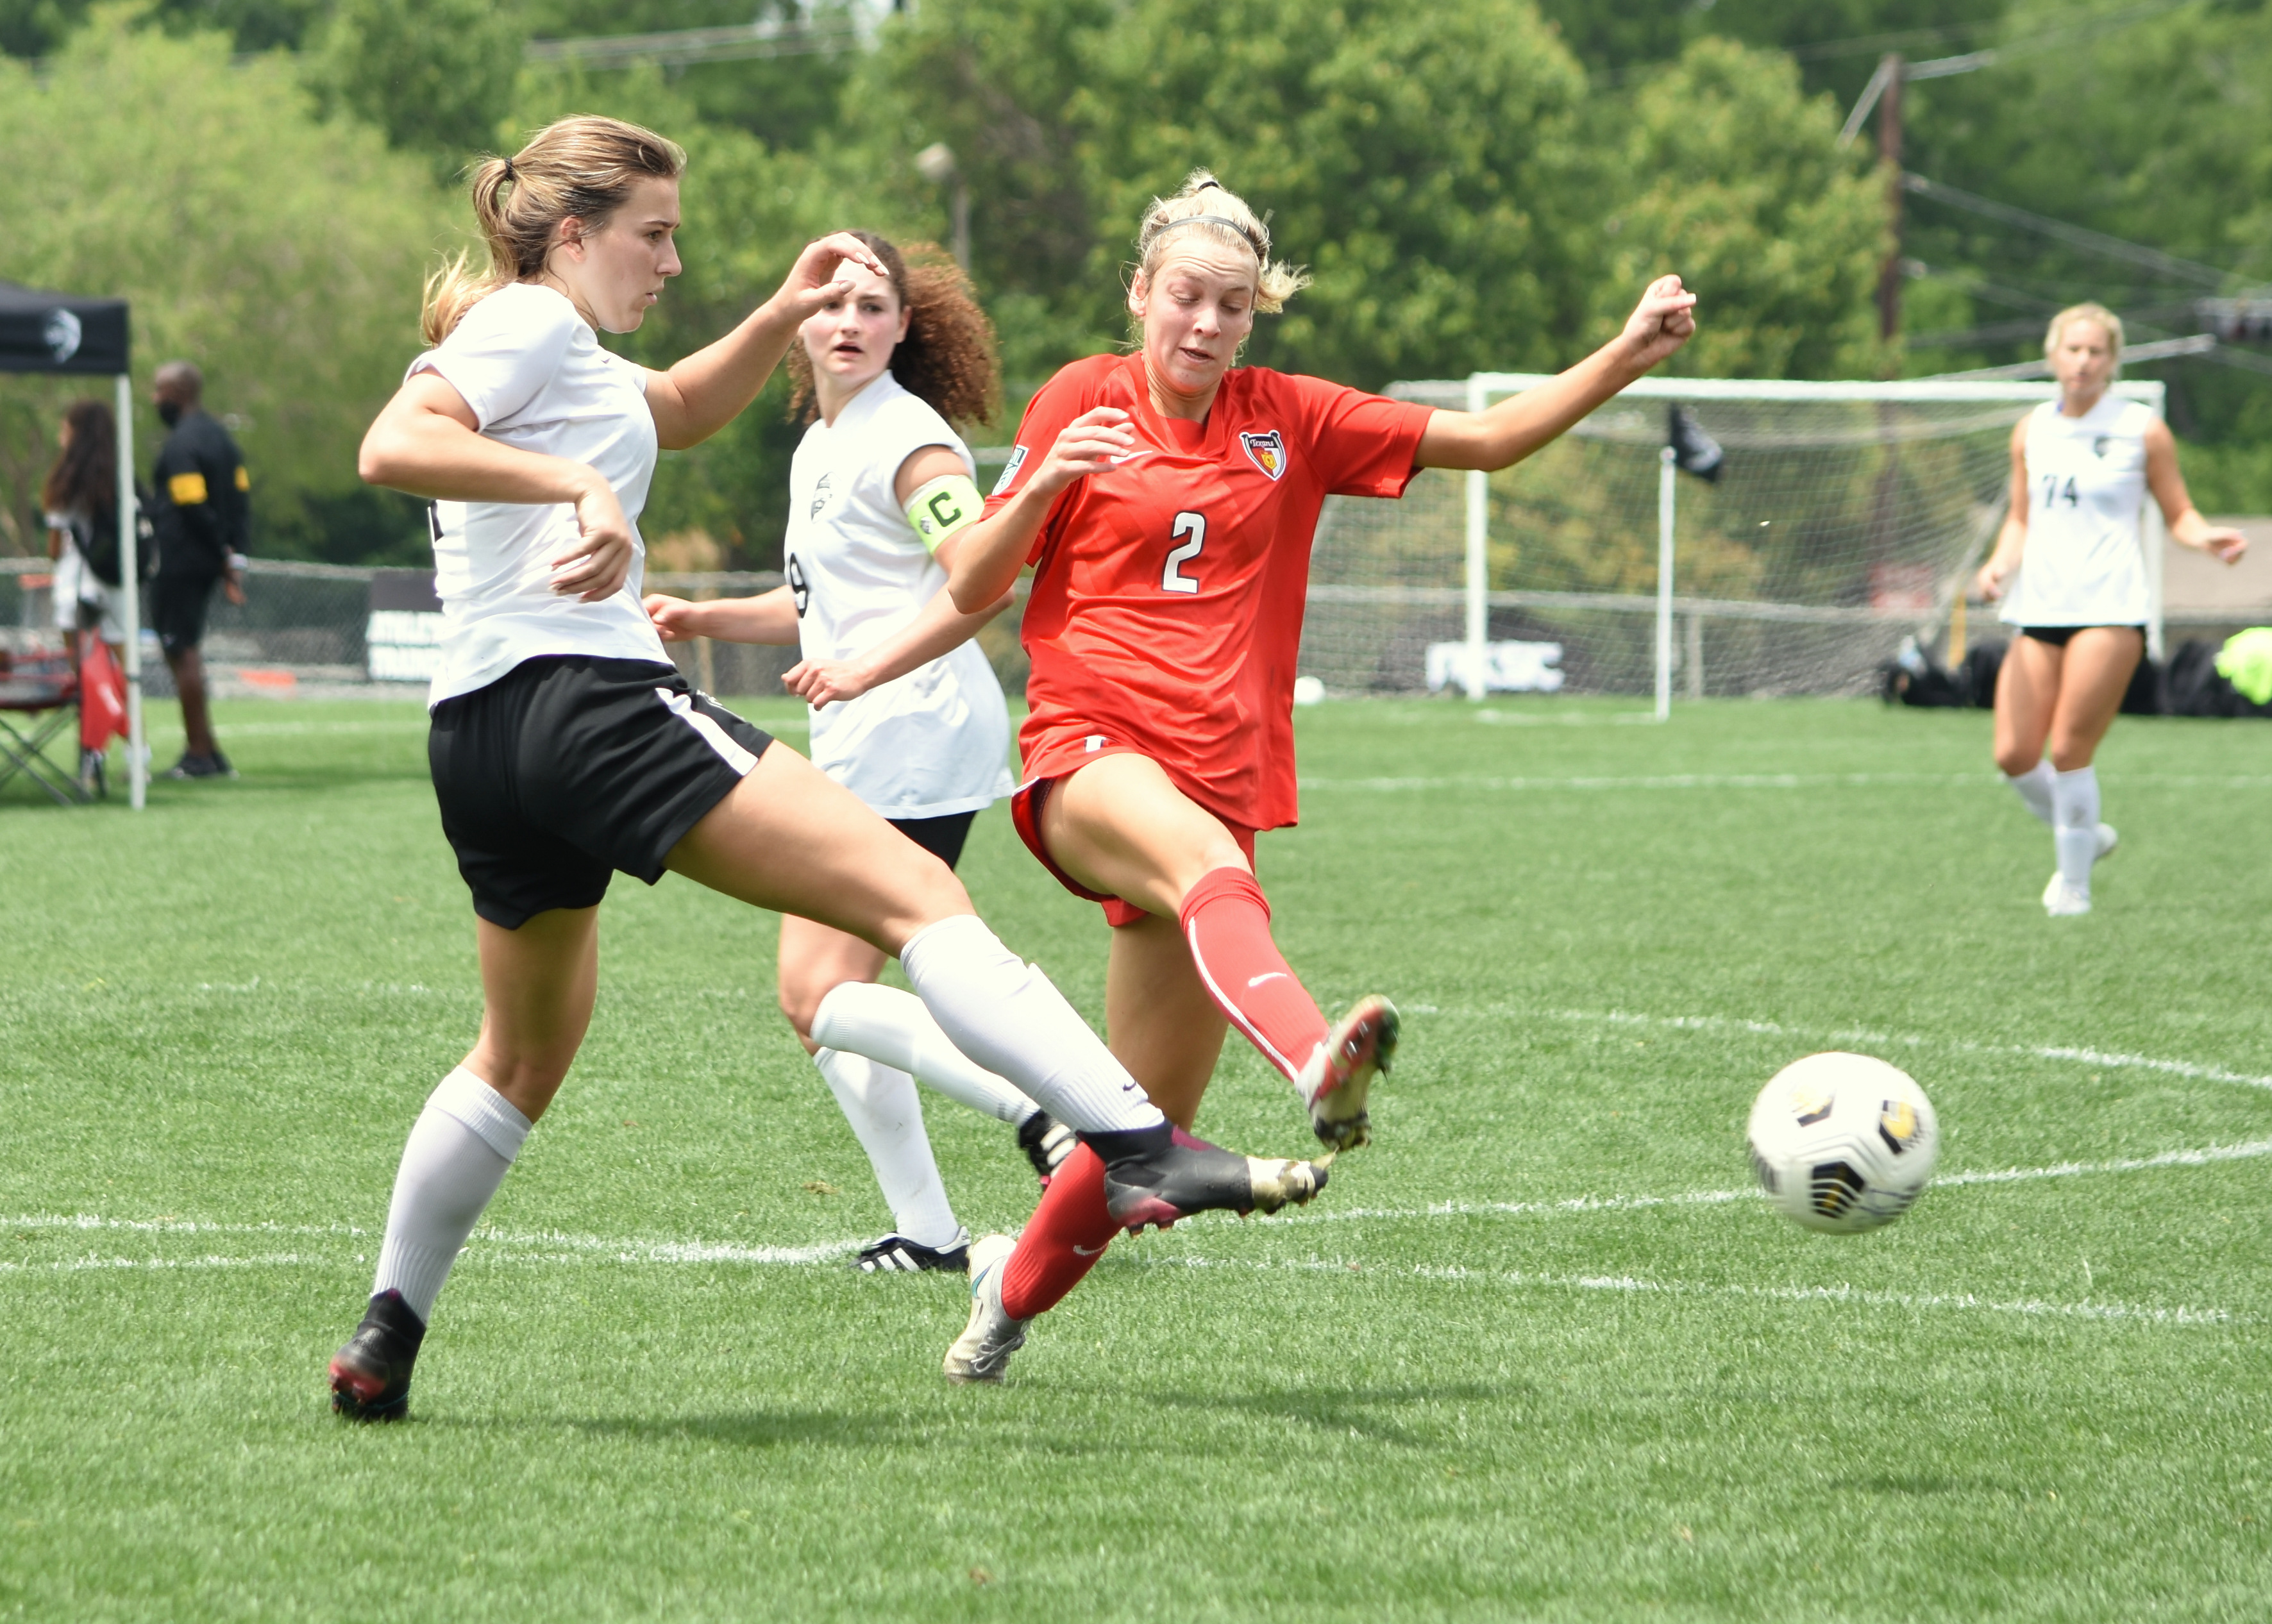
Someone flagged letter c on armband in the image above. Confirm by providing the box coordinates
[903,473,983,555]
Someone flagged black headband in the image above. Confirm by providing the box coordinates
[1154,213,1265,260]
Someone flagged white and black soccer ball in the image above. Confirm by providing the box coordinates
[1746,1053,1939,1234]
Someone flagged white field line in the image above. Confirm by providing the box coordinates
[1134,1253,2234,1326]
[1292,1136,2272,1227]
[1300,771,2272,792]
[1453,1005,2272,1095]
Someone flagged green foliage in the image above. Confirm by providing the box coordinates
[308,0,526,170]
[1081,0,1592,389]
[0,15,457,558]
[1590,38,1891,380]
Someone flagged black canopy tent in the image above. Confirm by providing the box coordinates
[1,280,146,807]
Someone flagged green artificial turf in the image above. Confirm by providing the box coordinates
[4,693,2270,1621]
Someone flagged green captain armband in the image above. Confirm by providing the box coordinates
[903,473,984,553]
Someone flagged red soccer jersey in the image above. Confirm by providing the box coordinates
[988,353,1433,831]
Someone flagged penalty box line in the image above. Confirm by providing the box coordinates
[1300,771,2272,793]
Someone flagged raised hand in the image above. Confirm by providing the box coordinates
[1029,407,1137,499]
[1617,275,1699,373]
[773,232,893,322]
[550,478,637,601]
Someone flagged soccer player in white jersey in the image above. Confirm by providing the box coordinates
[646,232,1073,1276]
[1975,303,2247,916]
[326,117,1328,1423]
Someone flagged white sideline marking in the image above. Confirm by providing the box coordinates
[0,1213,854,1268]
[1520,1006,2272,1094]
[1,1234,2234,1327]
[1137,1254,2234,1326]
[1291,1137,2272,1228]
[1300,771,2272,793]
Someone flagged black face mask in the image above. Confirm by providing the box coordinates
[156,400,183,428]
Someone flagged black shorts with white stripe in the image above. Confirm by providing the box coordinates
[428,655,776,928]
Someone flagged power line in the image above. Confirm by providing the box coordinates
[1902,174,2250,292]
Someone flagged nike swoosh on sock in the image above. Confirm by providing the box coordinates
[1072,1243,1108,1257]
[1247,971,1289,988]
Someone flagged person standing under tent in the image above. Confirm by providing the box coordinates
[327,118,1327,1423]
[645,231,1075,1278]
[1974,303,2246,917]
[40,398,134,789]
[147,361,249,780]
[931,171,1697,1383]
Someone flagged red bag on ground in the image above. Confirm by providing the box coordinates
[78,635,128,751]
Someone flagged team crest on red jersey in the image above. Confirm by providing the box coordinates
[1240,430,1288,481]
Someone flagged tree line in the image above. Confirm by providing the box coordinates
[0,0,2264,568]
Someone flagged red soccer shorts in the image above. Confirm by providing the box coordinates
[1010,762,1257,930]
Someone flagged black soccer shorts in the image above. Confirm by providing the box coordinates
[149,572,220,656]
[427,655,777,928]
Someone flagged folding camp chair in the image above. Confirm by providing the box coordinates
[0,646,94,805]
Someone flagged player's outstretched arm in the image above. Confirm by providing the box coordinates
[358,373,637,603]
[1416,276,1697,473]
[944,406,1135,612]
[644,233,888,452]
[783,582,1013,707]
[2146,418,2249,565]
[644,586,802,646]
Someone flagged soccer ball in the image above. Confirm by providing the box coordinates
[1746,1053,1939,1234]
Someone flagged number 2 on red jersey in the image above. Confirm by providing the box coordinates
[1161,510,1205,594]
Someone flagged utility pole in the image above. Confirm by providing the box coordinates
[1875,54,1905,344]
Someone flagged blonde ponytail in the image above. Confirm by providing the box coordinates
[422,116,686,347]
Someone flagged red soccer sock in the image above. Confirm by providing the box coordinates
[1179,866,1330,1086]
[1000,1144,1120,1319]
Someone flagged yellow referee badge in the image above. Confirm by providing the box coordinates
[167,471,209,506]
[903,473,982,553]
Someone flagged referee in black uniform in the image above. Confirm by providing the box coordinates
[148,361,249,778]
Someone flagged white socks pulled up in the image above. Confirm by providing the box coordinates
[896,914,1163,1135]
[812,1048,963,1250]
[810,982,1039,1127]
[2051,765,2101,898]
[371,1067,531,1325]
[2005,761,2057,826]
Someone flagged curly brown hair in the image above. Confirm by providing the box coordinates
[786,232,1000,429]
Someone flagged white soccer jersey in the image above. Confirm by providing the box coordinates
[2001,394,2155,629]
[784,371,1014,819]
[408,281,669,707]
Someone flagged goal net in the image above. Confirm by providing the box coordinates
[1299,376,2168,703]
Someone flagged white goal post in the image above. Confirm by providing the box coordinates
[1298,374,2168,709]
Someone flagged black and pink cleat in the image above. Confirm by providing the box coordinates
[1086,1123,1328,1235]
[328,1289,425,1423]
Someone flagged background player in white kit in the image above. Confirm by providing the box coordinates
[648,233,1073,1274]
[1976,303,2247,916]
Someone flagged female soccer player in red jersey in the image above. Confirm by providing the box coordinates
[934,171,1697,1381]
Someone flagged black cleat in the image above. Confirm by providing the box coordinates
[164,750,235,780]
[1016,1110,1078,1184]
[855,1230,972,1274]
[329,1289,425,1422]
[1086,1123,1327,1235]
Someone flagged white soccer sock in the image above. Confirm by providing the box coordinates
[371,1067,531,1324]
[810,982,1041,1126]
[812,1048,963,1250]
[897,914,1164,1135]
[2052,766,2101,896]
[2005,760,2057,826]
